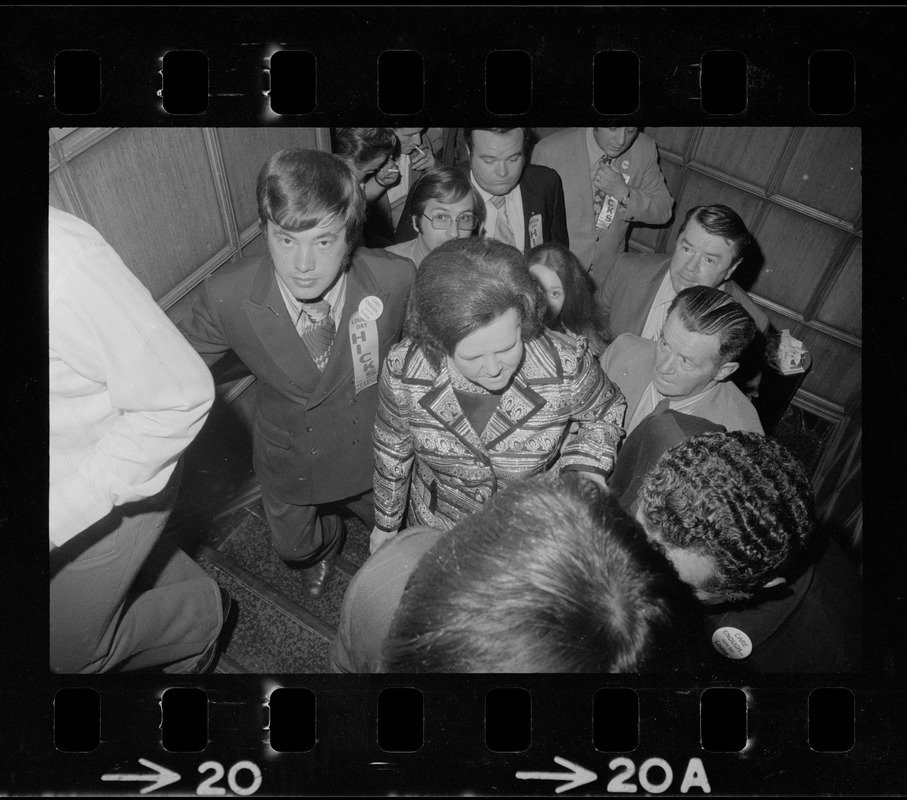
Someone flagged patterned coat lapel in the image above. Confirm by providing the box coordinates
[418,374,490,464]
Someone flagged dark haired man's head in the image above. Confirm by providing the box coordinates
[670,205,752,294]
[256,148,365,301]
[335,127,396,182]
[653,286,756,400]
[381,475,699,673]
[638,431,816,604]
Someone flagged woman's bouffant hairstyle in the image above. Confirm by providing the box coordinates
[256,148,366,245]
[404,237,547,370]
[639,431,816,603]
[526,242,609,355]
[381,474,701,673]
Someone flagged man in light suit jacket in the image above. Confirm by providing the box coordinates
[394,127,569,253]
[600,286,764,436]
[532,127,673,288]
[179,149,415,597]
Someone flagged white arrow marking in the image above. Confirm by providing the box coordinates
[101,758,181,794]
[516,756,597,794]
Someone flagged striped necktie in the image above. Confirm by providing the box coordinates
[592,156,610,218]
[491,195,516,248]
[299,299,335,372]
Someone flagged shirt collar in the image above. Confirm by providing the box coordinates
[470,171,514,205]
[275,268,348,324]
[586,127,608,168]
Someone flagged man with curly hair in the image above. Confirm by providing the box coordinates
[637,431,861,672]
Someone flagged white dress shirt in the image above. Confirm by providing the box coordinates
[471,173,526,251]
[49,207,215,546]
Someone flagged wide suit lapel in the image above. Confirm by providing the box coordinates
[627,259,671,336]
[243,257,323,393]
[568,127,594,211]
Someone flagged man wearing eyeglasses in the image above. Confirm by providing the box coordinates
[385,166,486,268]
[394,128,569,254]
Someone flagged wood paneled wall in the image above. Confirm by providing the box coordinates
[49,127,328,318]
[620,126,861,423]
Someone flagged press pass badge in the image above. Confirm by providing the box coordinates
[349,301,381,394]
[711,626,754,660]
[528,213,543,248]
[595,172,633,230]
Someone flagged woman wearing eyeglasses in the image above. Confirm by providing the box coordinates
[384,167,486,268]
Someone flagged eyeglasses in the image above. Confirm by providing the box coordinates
[422,212,479,231]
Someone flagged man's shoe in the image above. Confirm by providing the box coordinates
[298,555,336,598]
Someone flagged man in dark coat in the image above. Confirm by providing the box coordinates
[179,148,415,596]
[394,127,569,253]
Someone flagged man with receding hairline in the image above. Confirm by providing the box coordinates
[395,127,569,252]
[601,285,763,436]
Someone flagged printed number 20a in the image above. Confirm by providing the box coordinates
[197,761,262,796]
[607,757,711,794]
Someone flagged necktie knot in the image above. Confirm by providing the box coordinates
[299,299,335,371]
[302,299,331,323]
[491,194,507,210]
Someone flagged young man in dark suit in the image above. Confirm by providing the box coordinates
[394,127,569,252]
[179,148,416,597]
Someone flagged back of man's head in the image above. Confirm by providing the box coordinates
[381,475,699,673]
[639,431,816,603]
[256,147,366,244]
[667,285,756,366]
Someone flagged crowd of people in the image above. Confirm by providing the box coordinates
[49,127,861,675]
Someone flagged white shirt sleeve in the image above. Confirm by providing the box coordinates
[49,210,215,546]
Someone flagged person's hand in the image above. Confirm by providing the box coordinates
[375,160,401,188]
[370,526,399,554]
[593,160,630,202]
[410,147,436,172]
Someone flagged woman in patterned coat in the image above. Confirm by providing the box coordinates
[370,237,626,553]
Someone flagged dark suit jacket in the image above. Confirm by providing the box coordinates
[178,248,415,506]
[393,164,569,252]
[596,252,770,341]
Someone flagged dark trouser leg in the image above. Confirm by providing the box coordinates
[49,472,224,674]
[342,489,376,530]
[260,489,344,566]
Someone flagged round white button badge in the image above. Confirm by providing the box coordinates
[711,626,754,660]
[358,296,384,322]
[621,159,631,171]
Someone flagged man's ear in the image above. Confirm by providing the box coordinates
[412,215,420,234]
[722,258,742,283]
[714,361,739,382]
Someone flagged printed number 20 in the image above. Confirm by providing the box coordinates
[197,761,262,796]
[607,757,711,794]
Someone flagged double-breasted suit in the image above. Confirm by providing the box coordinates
[373,331,626,532]
[178,248,415,559]
[531,128,673,286]
[393,164,570,252]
